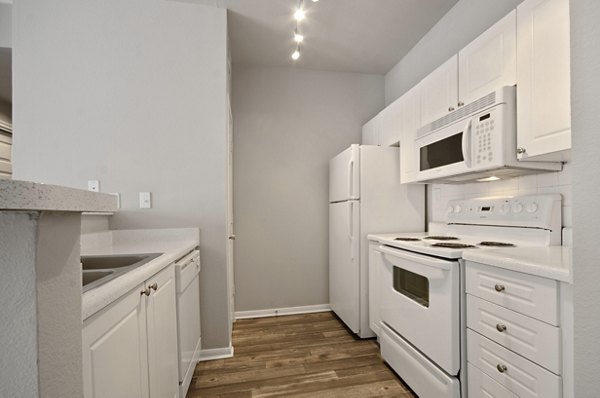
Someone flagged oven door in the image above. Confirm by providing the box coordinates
[377,244,460,375]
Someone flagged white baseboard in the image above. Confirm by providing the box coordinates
[234,304,331,320]
[198,346,234,362]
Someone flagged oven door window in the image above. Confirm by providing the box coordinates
[420,132,464,171]
[393,266,429,307]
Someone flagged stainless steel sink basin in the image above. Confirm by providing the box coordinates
[81,253,162,292]
[81,253,161,270]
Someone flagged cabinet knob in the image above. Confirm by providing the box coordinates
[494,284,506,292]
[150,282,158,291]
[141,287,151,296]
[517,147,526,155]
[448,106,455,112]
[496,324,507,332]
[458,101,464,107]
[497,364,508,373]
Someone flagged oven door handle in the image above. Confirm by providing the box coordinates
[378,245,452,271]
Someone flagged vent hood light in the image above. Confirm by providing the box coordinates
[476,176,501,182]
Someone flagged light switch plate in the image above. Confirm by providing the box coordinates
[139,192,152,209]
[88,180,100,192]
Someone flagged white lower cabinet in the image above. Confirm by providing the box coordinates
[466,261,562,398]
[83,264,179,398]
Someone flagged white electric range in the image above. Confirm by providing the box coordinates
[368,194,562,398]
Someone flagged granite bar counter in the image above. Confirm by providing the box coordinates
[0,180,118,398]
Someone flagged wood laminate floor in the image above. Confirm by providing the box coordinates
[187,311,416,397]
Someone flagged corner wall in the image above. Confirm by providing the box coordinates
[12,0,230,349]
[232,66,383,312]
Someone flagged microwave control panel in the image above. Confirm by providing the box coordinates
[473,109,498,165]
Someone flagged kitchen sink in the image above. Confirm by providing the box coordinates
[81,253,162,292]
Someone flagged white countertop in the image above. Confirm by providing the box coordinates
[463,246,572,283]
[0,180,117,212]
[81,228,199,320]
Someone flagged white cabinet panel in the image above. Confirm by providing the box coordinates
[459,10,516,105]
[368,243,382,336]
[468,363,518,398]
[468,330,561,398]
[517,0,571,161]
[146,265,179,398]
[466,261,559,325]
[399,84,421,184]
[467,295,561,374]
[420,55,458,126]
[380,98,401,147]
[361,117,380,146]
[83,284,149,398]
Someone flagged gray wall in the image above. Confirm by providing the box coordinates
[12,0,231,349]
[571,0,600,395]
[232,66,383,312]
[384,0,522,105]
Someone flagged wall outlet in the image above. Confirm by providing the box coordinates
[87,180,100,192]
[139,192,152,209]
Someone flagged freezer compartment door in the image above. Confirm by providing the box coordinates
[329,200,360,333]
[329,144,360,202]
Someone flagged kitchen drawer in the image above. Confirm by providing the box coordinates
[466,261,559,325]
[467,294,561,374]
[468,363,518,398]
[380,323,460,398]
[467,329,561,398]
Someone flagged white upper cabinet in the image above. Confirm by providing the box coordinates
[361,116,380,146]
[399,83,422,184]
[516,0,571,161]
[380,98,402,147]
[420,55,458,126]
[458,10,516,105]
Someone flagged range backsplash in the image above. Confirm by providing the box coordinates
[427,162,572,228]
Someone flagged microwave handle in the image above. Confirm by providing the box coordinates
[462,119,472,168]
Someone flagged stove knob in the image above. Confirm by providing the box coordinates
[500,203,510,214]
[512,203,523,213]
[454,205,462,213]
[447,206,454,214]
[526,202,538,213]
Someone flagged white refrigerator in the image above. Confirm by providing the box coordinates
[329,144,425,338]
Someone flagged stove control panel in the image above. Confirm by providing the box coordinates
[446,194,561,230]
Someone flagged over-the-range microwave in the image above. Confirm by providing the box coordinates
[414,86,562,184]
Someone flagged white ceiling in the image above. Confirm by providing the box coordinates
[197,0,458,74]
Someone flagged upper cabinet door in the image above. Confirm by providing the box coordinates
[516,0,571,161]
[380,98,402,147]
[420,55,458,127]
[458,10,516,105]
[361,117,380,146]
[399,83,422,184]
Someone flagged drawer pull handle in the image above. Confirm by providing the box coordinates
[496,324,507,332]
[494,284,506,292]
[497,364,508,373]
[150,282,158,291]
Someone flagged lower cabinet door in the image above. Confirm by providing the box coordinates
[146,264,179,398]
[83,284,149,398]
[468,363,518,398]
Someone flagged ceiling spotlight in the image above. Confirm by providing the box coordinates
[294,8,305,21]
[292,50,300,60]
[312,0,319,2]
[294,32,304,43]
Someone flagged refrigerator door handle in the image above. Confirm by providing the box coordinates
[347,159,355,199]
[348,201,354,261]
